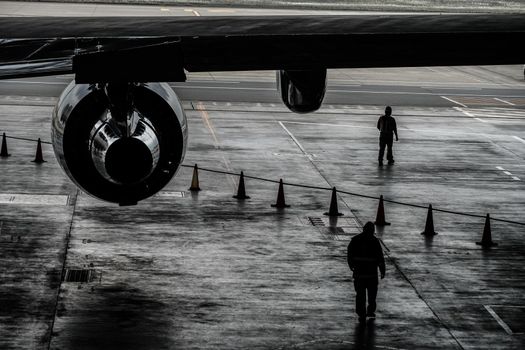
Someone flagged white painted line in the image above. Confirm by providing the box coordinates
[160,7,170,12]
[513,136,525,144]
[282,120,376,130]
[474,118,487,123]
[512,176,521,181]
[441,96,467,108]
[496,166,505,171]
[278,121,314,162]
[170,85,274,91]
[484,305,514,335]
[494,98,515,106]
[503,171,512,176]
[192,10,201,16]
[453,106,474,117]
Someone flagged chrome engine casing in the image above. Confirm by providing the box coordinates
[52,82,187,205]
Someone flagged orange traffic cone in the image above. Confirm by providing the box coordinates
[271,179,290,208]
[1,133,10,157]
[420,204,438,236]
[32,138,46,163]
[189,164,201,191]
[324,187,343,216]
[374,195,391,226]
[233,171,250,199]
[476,214,498,248]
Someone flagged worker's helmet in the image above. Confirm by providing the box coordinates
[363,221,375,235]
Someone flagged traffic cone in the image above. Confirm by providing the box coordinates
[188,164,201,191]
[32,138,46,163]
[374,195,391,226]
[233,171,250,199]
[271,179,290,208]
[324,187,343,216]
[420,204,438,236]
[476,214,498,247]
[1,133,10,157]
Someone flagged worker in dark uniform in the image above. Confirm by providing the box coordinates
[347,221,386,323]
[377,106,399,165]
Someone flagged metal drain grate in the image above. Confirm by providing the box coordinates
[63,269,92,283]
[307,217,325,226]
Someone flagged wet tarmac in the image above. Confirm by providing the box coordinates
[1,2,525,350]
[1,88,525,349]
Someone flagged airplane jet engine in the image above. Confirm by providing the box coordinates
[277,69,327,113]
[52,81,187,205]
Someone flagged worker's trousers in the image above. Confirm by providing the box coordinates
[354,277,378,317]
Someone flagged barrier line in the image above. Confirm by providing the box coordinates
[180,164,525,226]
[2,135,52,145]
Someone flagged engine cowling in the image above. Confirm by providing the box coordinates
[277,69,327,113]
[52,81,187,205]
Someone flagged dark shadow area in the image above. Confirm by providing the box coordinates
[424,233,434,249]
[353,319,376,349]
[52,284,174,349]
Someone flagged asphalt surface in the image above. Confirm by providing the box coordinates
[1,66,525,108]
[1,2,525,350]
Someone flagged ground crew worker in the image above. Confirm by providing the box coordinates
[377,106,399,165]
[347,221,385,323]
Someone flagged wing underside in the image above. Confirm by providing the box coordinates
[1,14,524,81]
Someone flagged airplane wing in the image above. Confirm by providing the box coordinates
[1,14,524,82]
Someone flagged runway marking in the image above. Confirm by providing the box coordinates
[494,98,515,106]
[484,305,514,335]
[453,106,487,123]
[0,193,69,206]
[160,7,170,12]
[496,166,505,171]
[503,171,512,176]
[441,96,467,108]
[513,136,525,144]
[512,176,521,181]
[192,10,201,16]
[196,102,236,190]
[278,121,314,162]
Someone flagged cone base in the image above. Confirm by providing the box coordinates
[374,221,391,226]
[32,160,46,163]
[233,195,250,199]
[421,231,438,236]
[271,204,290,208]
[476,241,498,247]
[189,187,201,191]
[324,212,343,216]
[1,154,11,158]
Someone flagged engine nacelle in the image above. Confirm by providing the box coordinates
[277,69,327,113]
[52,81,187,205]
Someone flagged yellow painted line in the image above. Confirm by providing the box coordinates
[196,102,236,191]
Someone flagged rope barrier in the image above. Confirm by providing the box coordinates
[3,135,52,145]
[181,164,525,226]
[2,134,523,226]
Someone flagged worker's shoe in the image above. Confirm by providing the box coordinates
[367,313,376,319]
[358,316,366,324]
[387,159,395,165]
[378,160,383,166]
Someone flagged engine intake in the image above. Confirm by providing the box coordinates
[277,69,327,113]
[52,82,187,205]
